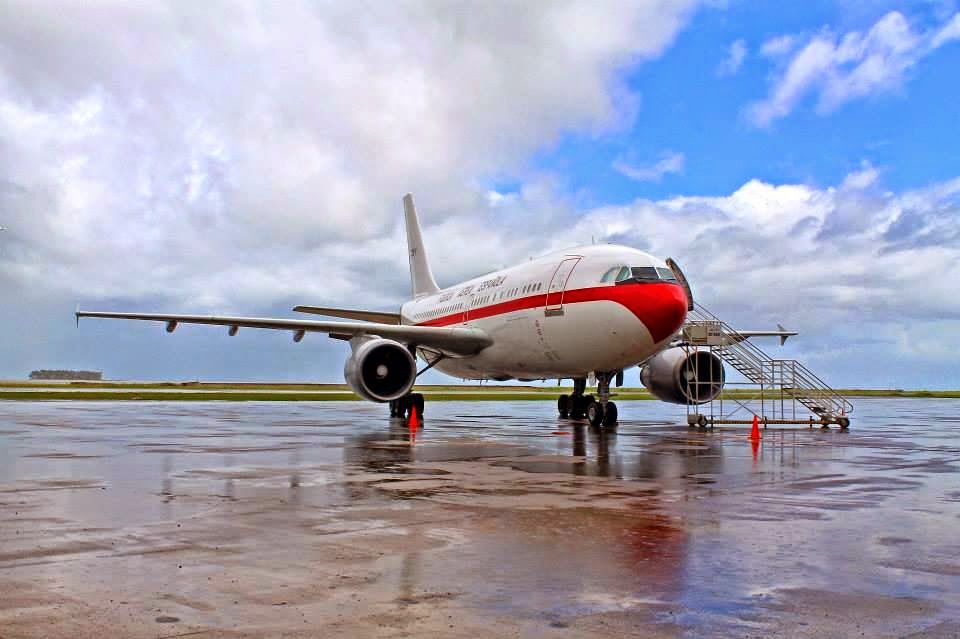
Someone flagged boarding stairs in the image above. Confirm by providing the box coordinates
[682,303,853,426]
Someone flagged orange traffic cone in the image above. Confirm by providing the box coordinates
[408,404,419,428]
[749,415,761,442]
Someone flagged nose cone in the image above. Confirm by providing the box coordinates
[635,283,688,344]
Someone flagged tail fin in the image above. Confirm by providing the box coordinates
[402,193,440,298]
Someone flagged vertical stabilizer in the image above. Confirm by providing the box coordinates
[402,193,440,298]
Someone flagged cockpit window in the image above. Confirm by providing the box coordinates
[601,266,632,283]
[630,266,659,280]
[601,267,619,283]
[612,264,681,285]
[656,267,678,282]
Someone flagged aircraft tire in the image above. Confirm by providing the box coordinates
[557,394,570,419]
[587,401,604,427]
[396,396,411,418]
[602,402,618,426]
[572,395,592,420]
[569,396,582,419]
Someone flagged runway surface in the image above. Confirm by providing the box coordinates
[1,399,958,638]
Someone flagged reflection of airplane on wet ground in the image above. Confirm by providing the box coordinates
[78,194,798,427]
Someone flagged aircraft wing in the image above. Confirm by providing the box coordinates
[75,311,491,357]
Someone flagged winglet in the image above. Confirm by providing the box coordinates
[76,305,80,328]
[777,323,789,346]
[402,193,440,298]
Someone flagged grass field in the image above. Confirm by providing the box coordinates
[1,381,958,401]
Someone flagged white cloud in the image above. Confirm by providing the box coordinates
[716,38,748,76]
[748,11,960,126]
[759,34,797,58]
[0,0,700,311]
[572,168,960,344]
[931,12,960,48]
[613,151,686,182]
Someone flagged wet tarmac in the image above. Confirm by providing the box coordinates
[1,399,958,638]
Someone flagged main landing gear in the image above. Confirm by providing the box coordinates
[557,374,618,427]
[389,393,424,420]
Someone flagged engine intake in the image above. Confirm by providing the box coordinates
[344,338,417,402]
[641,348,724,405]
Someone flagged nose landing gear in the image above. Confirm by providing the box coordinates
[558,374,617,426]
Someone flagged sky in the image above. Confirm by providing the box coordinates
[0,0,958,389]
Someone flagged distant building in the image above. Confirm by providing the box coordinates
[29,370,103,381]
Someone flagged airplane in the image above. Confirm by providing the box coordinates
[77,194,794,427]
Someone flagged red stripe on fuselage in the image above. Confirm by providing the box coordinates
[413,282,687,343]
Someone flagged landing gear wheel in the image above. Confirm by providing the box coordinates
[558,394,570,419]
[602,402,618,426]
[581,396,596,421]
[837,416,850,429]
[392,396,411,418]
[570,396,585,420]
[587,401,605,427]
[576,395,595,420]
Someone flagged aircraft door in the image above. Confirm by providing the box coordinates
[545,256,581,316]
[666,257,694,311]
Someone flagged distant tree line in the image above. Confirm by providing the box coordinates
[29,370,103,380]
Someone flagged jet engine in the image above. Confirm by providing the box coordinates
[344,338,417,402]
[640,348,724,405]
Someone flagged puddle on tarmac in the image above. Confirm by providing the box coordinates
[0,398,958,638]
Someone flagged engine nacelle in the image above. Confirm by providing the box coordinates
[344,338,417,402]
[640,348,724,405]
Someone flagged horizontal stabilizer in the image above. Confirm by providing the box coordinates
[681,322,798,347]
[723,328,797,346]
[293,306,401,325]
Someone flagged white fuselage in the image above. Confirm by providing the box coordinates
[399,244,689,380]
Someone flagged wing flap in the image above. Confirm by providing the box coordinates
[292,305,401,324]
[76,311,491,356]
